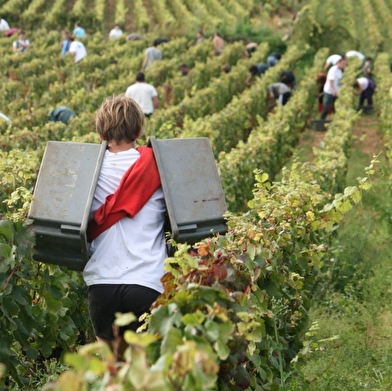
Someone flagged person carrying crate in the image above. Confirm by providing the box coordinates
[84,95,167,359]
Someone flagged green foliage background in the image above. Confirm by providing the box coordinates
[0,0,391,389]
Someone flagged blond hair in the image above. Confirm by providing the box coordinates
[96,95,144,143]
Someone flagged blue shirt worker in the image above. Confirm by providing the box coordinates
[267,52,281,67]
[61,30,70,56]
[245,63,268,87]
[73,22,85,39]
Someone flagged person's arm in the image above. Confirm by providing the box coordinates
[152,96,159,110]
[164,83,172,104]
[13,41,23,52]
[267,86,275,99]
[328,78,338,96]
[245,75,254,87]
[142,55,148,71]
[212,37,217,51]
[69,48,76,61]
[355,82,364,95]
[267,89,276,110]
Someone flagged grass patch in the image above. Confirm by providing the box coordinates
[288,120,392,390]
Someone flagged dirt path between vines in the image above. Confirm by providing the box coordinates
[351,115,383,156]
[297,114,383,162]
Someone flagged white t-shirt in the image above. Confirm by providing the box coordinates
[83,148,167,293]
[324,65,343,95]
[69,40,87,63]
[357,77,369,91]
[326,54,342,66]
[346,50,365,61]
[125,82,158,114]
[268,82,291,103]
[0,19,10,31]
[109,28,123,39]
[144,46,162,69]
[13,39,30,52]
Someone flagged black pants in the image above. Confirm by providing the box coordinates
[88,284,160,340]
[281,92,291,106]
[359,79,376,108]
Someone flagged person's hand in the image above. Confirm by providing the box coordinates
[245,75,254,87]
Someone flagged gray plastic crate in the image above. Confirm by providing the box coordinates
[359,105,374,115]
[28,141,107,271]
[149,137,227,243]
[29,138,227,271]
[311,119,331,132]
